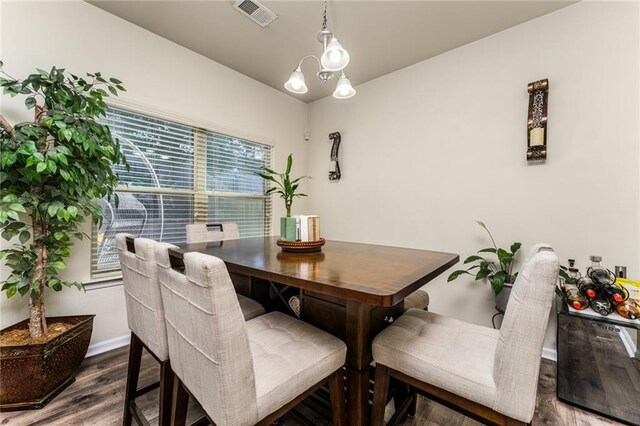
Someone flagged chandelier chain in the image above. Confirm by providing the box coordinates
[322,0,327,30]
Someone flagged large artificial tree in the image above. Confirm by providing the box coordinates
[0,62,127,339]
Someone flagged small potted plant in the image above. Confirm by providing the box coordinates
[447,221,521,313]
[256,154,309,241]
[0,63,127,409]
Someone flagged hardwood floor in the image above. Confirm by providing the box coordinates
[0,346,623,426]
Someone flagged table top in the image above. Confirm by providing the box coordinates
[177,236,459,307]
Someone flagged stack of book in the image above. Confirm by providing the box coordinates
[281,215,321,242]
[296,215,320,242]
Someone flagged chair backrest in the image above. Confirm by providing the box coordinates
[520,243,552,270]
[186,223,240,244]
[492,247,559,421]
[155,246,258,426]
[116,234,173,361]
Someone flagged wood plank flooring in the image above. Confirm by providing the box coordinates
[0,346,624,426]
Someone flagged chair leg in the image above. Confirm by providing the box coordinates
[328,368,346,426]
[123,332,143,426]
[408,387,418,417]
[371,363,390,426]
[171,377,189,426]
[159,361,174,426]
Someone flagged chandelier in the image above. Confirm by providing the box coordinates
[284,1,356,99]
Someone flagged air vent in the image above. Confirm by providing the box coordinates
[233,0,278,28]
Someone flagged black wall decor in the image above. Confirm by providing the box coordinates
[329,132,341,181]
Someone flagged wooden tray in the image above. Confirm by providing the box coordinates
[276,238,325,253]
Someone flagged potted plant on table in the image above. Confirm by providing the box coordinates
[0,62,127,409]
[447,221,522,313]
[256,154,309,241]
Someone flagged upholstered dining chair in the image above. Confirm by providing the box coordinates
[116,234,266,426]
[155,246,348,426]
[370,247,559,426]
[185,222,240,244]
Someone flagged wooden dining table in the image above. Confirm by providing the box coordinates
[177,236,458,426]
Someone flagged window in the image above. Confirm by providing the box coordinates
[91,107,272,277]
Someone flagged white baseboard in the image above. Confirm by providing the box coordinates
[541,346,557,362]
[85,333,130,358]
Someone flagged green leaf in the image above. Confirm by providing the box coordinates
[447,270,471,282]
[62,129,73,141]
[6,210,19,221]
[109,77,122,84]
[51,261,67,270]
[67,206,78,217]
[18,230,30,244]
[36,162,47,173]
[1,194,17,203]
[476,268,491,280]
[9,203,26,213]
[6,286,17,298]
[510,242,522,255]
[478,248,497,254]
[47,204,58,217]
[492,271,507,295]
[25,96,36,109]
[497,248,512,264]
[285,154,292,174]
[463,255,484,264]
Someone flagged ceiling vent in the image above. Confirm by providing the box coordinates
[233,0,278,28]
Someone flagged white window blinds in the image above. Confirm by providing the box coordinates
[91,107,272,277]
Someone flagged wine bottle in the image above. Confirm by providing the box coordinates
[563,284,588,310]
[586,255,616,287]
[577,276,601,299]
[590,296,613,316]
[616,300,640,320]
[602,283,628,304]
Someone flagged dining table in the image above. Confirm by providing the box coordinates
[176,236,459,426]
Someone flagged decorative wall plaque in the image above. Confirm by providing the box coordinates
[527,79,549,161]
[328,132,341,181]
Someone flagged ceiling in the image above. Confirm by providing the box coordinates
[89,1,575,103]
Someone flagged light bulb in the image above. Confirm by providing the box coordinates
[339,86,349,96]
[291,79,302,90]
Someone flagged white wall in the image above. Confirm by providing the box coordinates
[307,1,640,350]
[0,1,308,345]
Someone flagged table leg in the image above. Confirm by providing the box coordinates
[345,301,372,426]
[346,367,370,426]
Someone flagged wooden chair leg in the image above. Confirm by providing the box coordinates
[158,361,174,426]
[123,332,143,426]
[328,368,346,426]
[371,364,390,426]
[171,377,189,426]
[408,387,418,417]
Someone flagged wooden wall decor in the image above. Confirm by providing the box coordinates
[328,132,341,181]
[527,79,549,162]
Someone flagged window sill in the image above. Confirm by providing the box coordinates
[83,275,123,291]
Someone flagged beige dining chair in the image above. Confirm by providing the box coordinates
[185,222,240,244]
[370,247,559,426]
[116,234,265,426]
[155,246,348,426]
